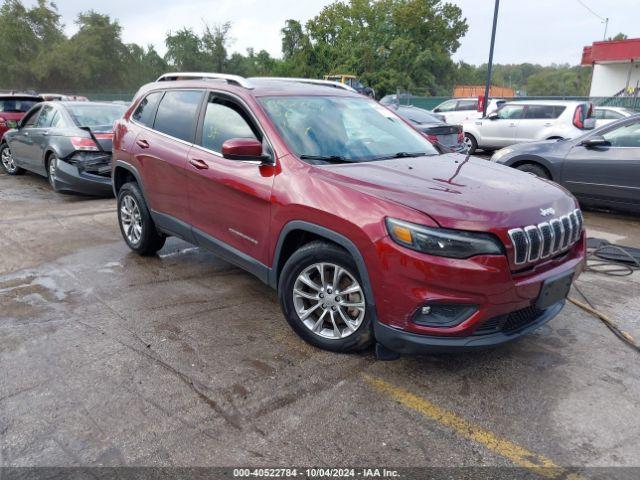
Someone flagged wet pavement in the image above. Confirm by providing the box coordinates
[1,170,639,470]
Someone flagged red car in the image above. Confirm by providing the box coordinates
[0,94,43,140]
[111,73,586,356]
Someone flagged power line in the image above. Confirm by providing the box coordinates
[575,0,609,39]
[575,0,606,22]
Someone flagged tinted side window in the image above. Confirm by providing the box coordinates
[523,105,564,119]
[603,121,640,147]
[35,105,55,127]
[605,110,623,120]
[497,105,524,120]
[23,107,41,127]
[200,97,258,153]
[50,110,66,128]
[456,100,478,111]
[132,91,163,127]
[435,100,457,112]
[594,109,606,120]
[154,90,203,142]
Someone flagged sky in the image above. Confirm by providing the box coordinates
[24,0,640,65]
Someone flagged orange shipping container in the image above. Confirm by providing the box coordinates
[453,85,515,98]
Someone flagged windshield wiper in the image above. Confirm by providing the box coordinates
[375,151,431,160]
[299,154,357,164]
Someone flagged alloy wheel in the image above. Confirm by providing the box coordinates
[48,156,57,188]
[463,136,473,151]
[1,146,16,173]
[292,262,365,339]
[120,194,143,245]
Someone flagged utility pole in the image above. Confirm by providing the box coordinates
[482,0,500,117]
[603,17,609,40]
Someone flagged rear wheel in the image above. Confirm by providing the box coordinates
[47,154,59,190]
[117,182,166,256]
[278,241,373,352]
[0,144,24,175]
[516,163,550,179]
[463,133,478,154]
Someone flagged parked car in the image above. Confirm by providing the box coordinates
[111,73,585,355]
[594,106,635,127]
[379,93,415,106]
[463,100,595,154]
[432,97,505,124]
[0,93,43,140]
[0,101,126,195]
[389,104,466,153]
[491,114,640,214]
[324,74,375,98]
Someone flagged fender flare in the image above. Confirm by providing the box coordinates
[269,220,376,307]
[112,160,146,198]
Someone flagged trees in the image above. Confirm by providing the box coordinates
[0,0,593,97]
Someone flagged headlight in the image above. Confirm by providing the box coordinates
[386,218,504,259]
[491,147,513,162]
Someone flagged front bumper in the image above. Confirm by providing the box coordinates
[375,301,564,354]
[53,158,113,196]
[365,233,586,354]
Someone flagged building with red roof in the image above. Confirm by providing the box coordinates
[581,38,640,97]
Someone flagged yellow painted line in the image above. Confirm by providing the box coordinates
[364,375,581,479]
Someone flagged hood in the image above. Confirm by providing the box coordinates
[319,154,577,230]
[503,138,574,155]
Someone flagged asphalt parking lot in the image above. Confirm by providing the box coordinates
[1,169,639,473]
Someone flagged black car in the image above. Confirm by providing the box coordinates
[390,104,467,153]
[0,101,126,195]
[492,114,640,214]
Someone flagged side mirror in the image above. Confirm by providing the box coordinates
[583,117,596,130]
[433,108,441,113]
[221,138,270,162]
[581,136,610,148]
[487,112,499,120]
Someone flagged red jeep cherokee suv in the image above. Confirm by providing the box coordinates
[111,73,586,355]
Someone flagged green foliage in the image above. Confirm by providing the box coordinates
[0,0,592,98]
[452,62,591,97]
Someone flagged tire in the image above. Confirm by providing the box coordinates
[463,133,478,154]
[47,153,59,191]
[0,143,24,175]
[117,182,166,256]
[516,163,550,179]
[278,241,373,352]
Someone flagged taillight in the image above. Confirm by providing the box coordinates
[457,130,464,143]
[426,134,439,144]
[0,117,6,127]
[71,137,99,151]
[572,106,584,129]
[93,133,113,140]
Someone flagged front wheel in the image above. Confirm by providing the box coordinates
[47,154,59,190]
[278,241,373,352]
[117,182,166,256]
[1,144,24,175]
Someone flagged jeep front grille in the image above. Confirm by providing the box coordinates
[508,209,583,266]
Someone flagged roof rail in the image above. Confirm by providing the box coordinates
[252,77,357,93]
[156,72,253,89]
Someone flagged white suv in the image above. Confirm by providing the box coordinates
[462,100,595,153]
[432,97,505,124]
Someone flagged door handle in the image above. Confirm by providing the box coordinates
[189,158,209,170]
[24,131,29,136]
[42,131,49,136]
[136,139,149,149]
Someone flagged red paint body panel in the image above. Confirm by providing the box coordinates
[112,78,587,350]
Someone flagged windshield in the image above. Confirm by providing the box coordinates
[65,103,126,127]
[0,98,39,113]
[259,96,437,162]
